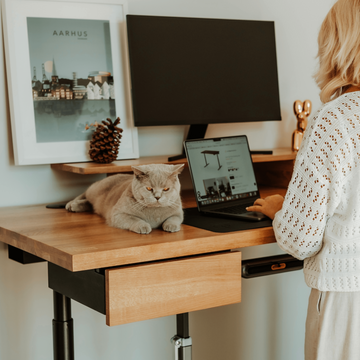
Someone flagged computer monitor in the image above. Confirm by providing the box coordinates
[126,14,282,159]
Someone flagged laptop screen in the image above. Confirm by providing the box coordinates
[184,135,259,207]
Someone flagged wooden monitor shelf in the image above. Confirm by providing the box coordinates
[51,148,297,179]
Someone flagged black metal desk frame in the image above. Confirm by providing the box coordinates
[201,150,222,170]
[8,246,192,360]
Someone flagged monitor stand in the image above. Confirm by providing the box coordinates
[168,124,208,162]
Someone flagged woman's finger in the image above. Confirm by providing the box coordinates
[246,205,263,213]
[253,198,265,206]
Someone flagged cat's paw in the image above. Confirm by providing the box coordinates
[130,222,152,234]
[65,200,92,213]
[162,222,181,233]
[65,201,76,212]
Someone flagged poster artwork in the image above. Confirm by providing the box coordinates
[27,17,116,143]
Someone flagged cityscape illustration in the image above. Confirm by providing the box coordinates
[27,17,116,143]
[32,62,115,102]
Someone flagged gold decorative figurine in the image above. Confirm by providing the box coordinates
[292,99,312,151]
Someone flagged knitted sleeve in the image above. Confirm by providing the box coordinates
[273,107,346,260]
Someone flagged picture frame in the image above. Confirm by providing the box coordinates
[2,0,139,165]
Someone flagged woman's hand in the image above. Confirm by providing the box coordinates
[246,194,284,220]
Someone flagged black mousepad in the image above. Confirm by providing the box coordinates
[183,207,273,233]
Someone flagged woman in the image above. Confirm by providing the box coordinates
[246,0,360,359]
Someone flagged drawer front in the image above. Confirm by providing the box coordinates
[105,251,241,326]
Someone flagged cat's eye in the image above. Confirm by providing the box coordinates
[146,187,152,191]
[163,188,170,191]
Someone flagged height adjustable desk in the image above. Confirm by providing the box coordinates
[0,149,296,360]
[201,150,222,170]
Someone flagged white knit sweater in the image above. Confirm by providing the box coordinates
[273,91,360,291]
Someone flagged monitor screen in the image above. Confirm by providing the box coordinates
[126,15,281,127]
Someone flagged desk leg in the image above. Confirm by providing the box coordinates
[52,291,75,360]
[216,154,222,170]
[171,313,192,360]
[203,154,209,167]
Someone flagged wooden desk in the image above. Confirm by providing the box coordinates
[0,186,286,319]
[0,149,295,359]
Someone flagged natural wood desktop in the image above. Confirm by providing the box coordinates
[0,188,286,272]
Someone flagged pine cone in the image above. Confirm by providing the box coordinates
[89,117,123,163]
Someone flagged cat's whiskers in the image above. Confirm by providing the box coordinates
[166,200,180,209]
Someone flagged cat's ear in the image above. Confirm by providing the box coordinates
[171,164,185,176]
[132,166,148,178]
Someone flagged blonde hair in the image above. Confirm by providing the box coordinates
[314,0,360,103]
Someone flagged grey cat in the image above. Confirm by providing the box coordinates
[66,163,184,234]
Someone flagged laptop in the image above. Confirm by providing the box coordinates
[184,135,268,222]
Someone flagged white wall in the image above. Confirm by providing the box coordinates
[0,0,334,359]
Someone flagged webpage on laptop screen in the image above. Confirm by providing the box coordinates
[186,137,258,206]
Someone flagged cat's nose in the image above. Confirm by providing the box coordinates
[155,196,161,200]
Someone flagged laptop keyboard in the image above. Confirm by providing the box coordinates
[215,203,253,214]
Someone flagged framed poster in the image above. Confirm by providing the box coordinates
[2,0,139,165]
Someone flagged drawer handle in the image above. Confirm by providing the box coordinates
[271,263,286,271]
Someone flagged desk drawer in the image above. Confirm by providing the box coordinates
[105,251,241,326]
